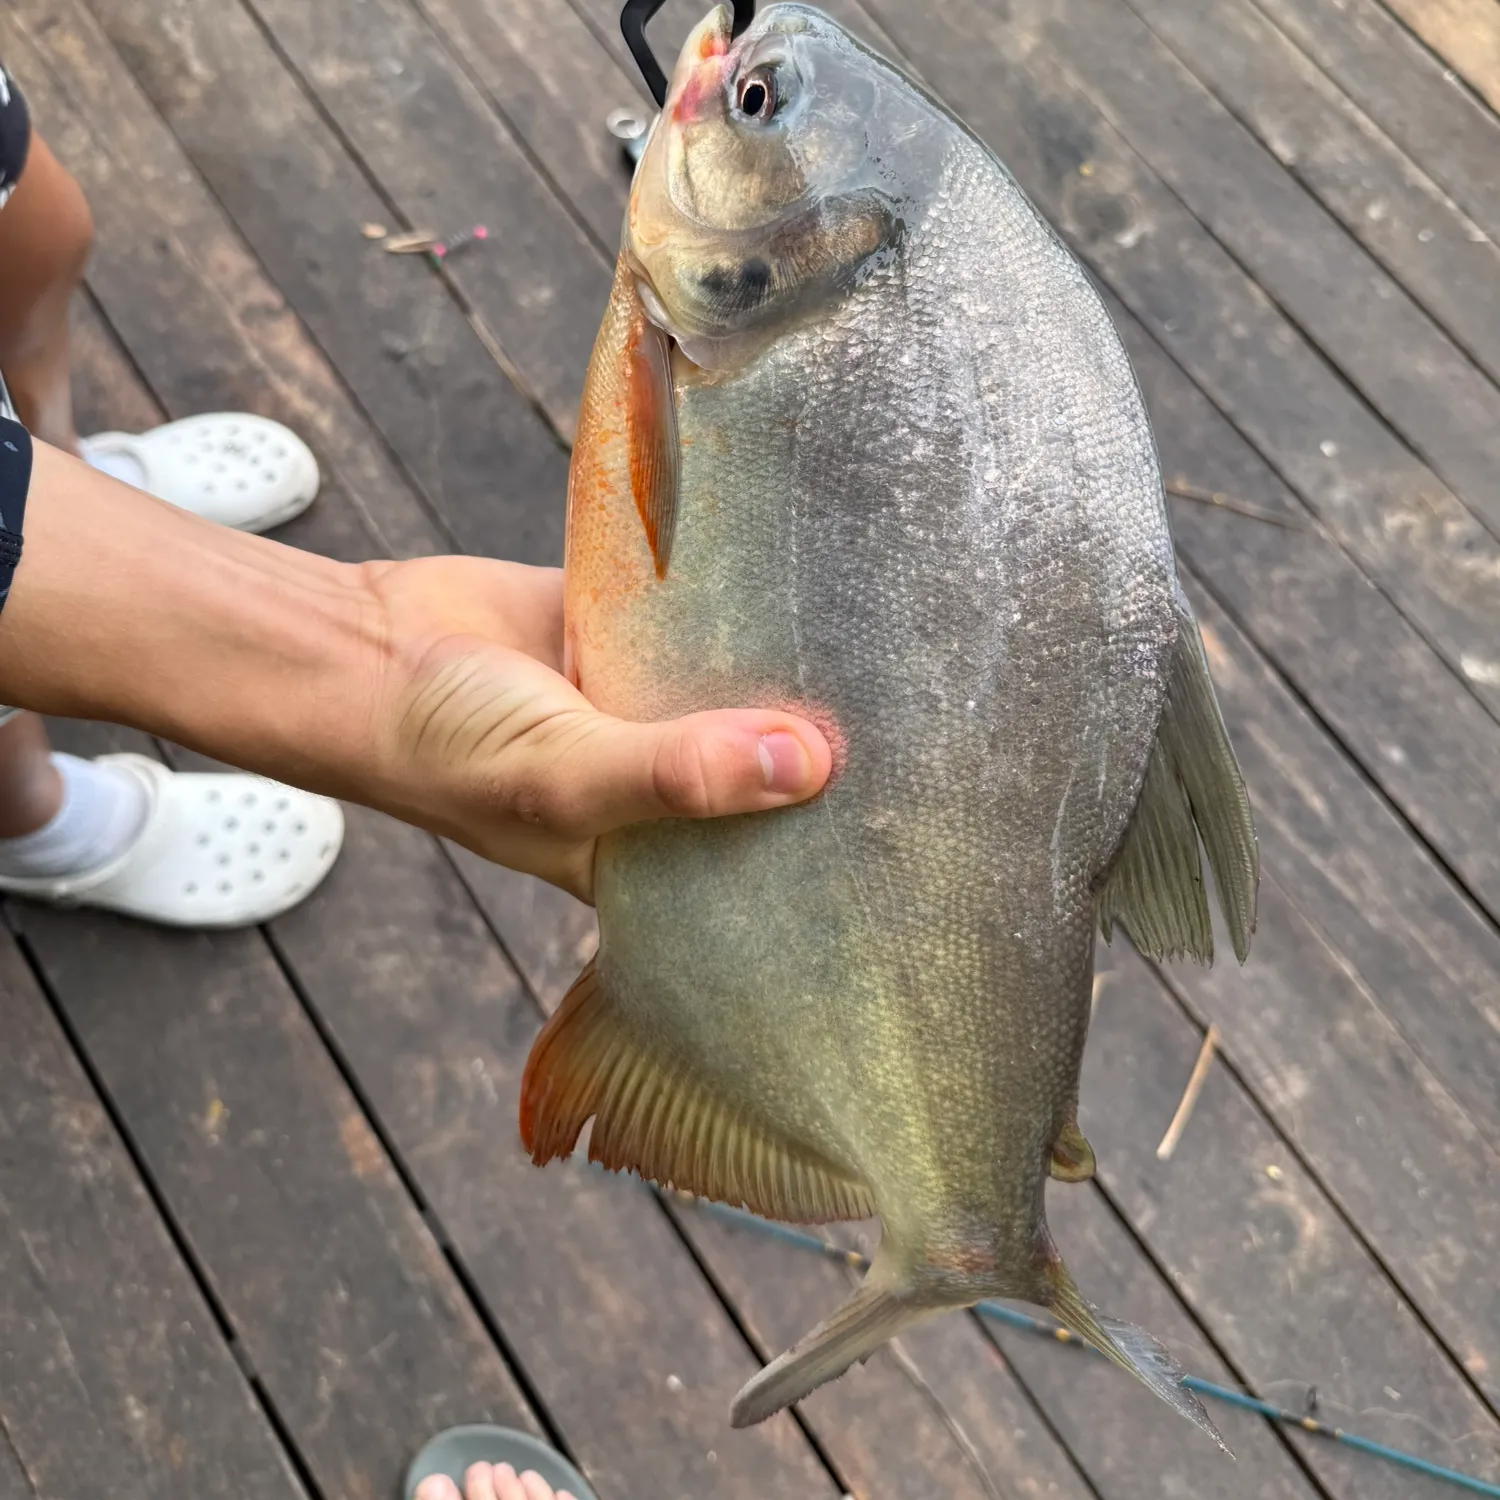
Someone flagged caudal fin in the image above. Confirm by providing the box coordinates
[730,1264,938,1427]
[1046,1264,1232,1455]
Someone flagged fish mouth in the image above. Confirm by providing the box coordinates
[665,5,737,127]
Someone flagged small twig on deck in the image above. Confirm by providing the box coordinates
[1165,479,1308,532]
[1156,1023,1220,1160]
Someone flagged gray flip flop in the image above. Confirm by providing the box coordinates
[404,1425,597,1500]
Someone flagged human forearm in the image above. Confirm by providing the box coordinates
[0,441,389,796]
[0,440,832,899]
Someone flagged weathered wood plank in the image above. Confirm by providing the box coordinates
[852,0,1500,720]
[13,760,546,1500]
[65,0,570,564]
[237,0,607,439]
[271,804,841,1500]
[411,0,639,252]
[21,707,546,1500]
[1183,553,1500,1146]
[1030,0,1500,540]
[1378,0,1500,114]
[0,933,308,1500]
[982,1185,1326,1499]
[4,3,446,564]
[1250,0,1500,243]
[1120,0,1500,389]
[1086,943,1500,1490]
[5,39,559,1485]
[1111,297,1500,1130]
[1141,854,1500,1412]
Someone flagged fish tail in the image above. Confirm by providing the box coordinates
[729,1253,939,1428]
[1043,1259,1233,1456]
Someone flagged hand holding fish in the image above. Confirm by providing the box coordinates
[359,554,832,899]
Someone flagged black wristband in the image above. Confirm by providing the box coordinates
[0,411,32,614]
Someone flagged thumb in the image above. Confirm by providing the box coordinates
[529,708,833,837]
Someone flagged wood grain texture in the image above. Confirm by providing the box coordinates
[237,0,608,439]
[982,1185,1324,1499]
[66,0,570,564]
[1085,944,1500,1492]
[1109,298,1500,1127]
[1379,0,1500,113]
[3,2,447,563]
[0,933,308,1500]
[1118,0,1500,393]
[2,40,552,1484]
[1248,0,1500,242]
[1025,0,1500,541]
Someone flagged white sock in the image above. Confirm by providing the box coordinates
[0,754,149,879]
[83,444,147,489]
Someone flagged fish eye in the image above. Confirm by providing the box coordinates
[735,65,779,123]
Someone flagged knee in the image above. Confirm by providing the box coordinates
[0,132,94,343]
[35,140,94,284]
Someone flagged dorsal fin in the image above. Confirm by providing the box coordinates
[1097,597,1259,964]
[520,961,875,1224]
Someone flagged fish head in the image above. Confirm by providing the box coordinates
[626,3,940,366]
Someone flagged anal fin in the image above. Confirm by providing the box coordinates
[1098,596,1259,964]
[520,960,875,1225]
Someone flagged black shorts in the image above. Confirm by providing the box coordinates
[0,62,30,217]
[0,61,33,619]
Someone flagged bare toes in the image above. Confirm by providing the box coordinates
[492,1462,529,1500]
[519,1471,557,1500]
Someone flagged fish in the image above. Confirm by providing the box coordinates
[524,1,1258,1442]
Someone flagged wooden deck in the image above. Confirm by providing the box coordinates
[1,0,1498,1495]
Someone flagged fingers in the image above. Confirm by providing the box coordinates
[517,707,833,838]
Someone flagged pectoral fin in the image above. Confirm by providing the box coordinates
[1097,596,1259,964]
[623,282,679,578]
[520,960,875,1224]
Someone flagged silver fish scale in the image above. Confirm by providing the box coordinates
[595,118,1177,1290]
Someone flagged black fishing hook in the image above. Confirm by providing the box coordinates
[621,0,757,108]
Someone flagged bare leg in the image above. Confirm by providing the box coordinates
[0,128,94,821]
[0,130,93,452]
[0,714,62,836]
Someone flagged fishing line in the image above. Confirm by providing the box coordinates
[672,1194,1500,1498]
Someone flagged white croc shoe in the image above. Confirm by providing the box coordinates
[79,413,320,533]
[0,755,344,928]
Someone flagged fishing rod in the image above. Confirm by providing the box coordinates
[621,0,757,107]
[676,1194,1500,1499]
